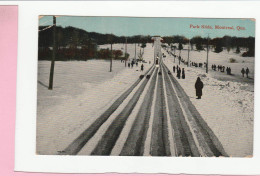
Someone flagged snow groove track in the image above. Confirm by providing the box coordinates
[150,67,171,156]
[61,65,154,155]
[120,68,158,156]
[162,65,198,156]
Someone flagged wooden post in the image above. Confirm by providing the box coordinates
[125,37,127,67]
[134,43,136,61]
[206,34,209,73]
[48,16,56,90]
[179,50,181,65]
[187,39,190,67]
[110,42,113,72]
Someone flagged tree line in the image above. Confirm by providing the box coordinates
[38,25,255,61]
[39,26,152,47]
[163,35,255,57]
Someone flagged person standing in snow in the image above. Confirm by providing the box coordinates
[241,68,245,77]
[177,68,181,79]
[182,68,185,79]
[156,57,159,65]
[246,67,250,78]
[173,65,176,73]
[128,62,130,68]
[195,77,204,99]
[141,64,144,72]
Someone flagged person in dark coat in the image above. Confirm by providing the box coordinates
[195,77,204,99]
[177,68,181,79]
[128,62,130,68]
[246,67,250,78]
[241,68,245,77]
[141,64,144,72]
[131,60,134,68]
[173,66,176,73]
[182,68,185,79]
[156,57,159,65]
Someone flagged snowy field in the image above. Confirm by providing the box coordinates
[37,43,254,156]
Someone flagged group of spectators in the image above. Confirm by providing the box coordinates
[126,60,144,71]
[190,61,205,68]
[211,64,232,75]
[173,65,185,79]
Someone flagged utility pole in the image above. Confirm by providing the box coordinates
[206,34,209,73]
[125,37,127,67]
[174,47,176,63]
[187,39,190,67]
[179,49,181,65]
[134,43,136,61]
[48,16,56,90]
[154,41,156,63]
[110,35,113,72]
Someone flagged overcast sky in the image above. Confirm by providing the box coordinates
[39,16,255,39]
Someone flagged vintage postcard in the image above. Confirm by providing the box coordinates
[36,16,255,157]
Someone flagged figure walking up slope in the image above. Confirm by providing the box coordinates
[195,77,204,99]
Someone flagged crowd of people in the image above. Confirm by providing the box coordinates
[190,61,205,68]
[124,59,145,72]
[211,64,232,75]
[173,65,185,79]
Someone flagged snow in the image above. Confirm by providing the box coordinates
[37,43,254,157]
